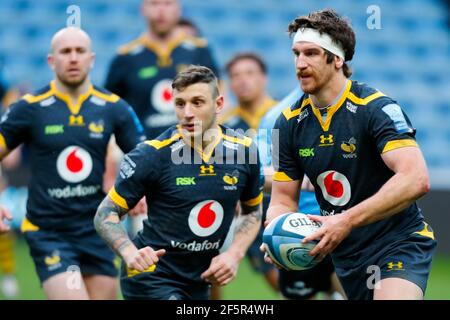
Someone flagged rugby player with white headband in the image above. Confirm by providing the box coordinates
[263,9,436,300]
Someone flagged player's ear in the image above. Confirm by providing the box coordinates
[47,54,55,71]
[335,56,344,69]
[90,52,96,70]
[215,95,224,114]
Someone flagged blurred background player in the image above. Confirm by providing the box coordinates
[0,27,145,299]
[177,17,200,37]
[95,65,263,300]
[215,53,278,299]
[105,0,220,139]
[258,88,345,300]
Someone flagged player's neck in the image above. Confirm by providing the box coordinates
[184,123,221,151]
[239,94,268,115]
[145,28,183,46]
[53,78,92,103]
[311,74,348,109]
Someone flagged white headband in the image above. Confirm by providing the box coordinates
[293,28,345,60]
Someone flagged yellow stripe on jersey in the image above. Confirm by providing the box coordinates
[145,133,182,150]
[0,133,7,150]
[91,89,120,103]
[222,134,252,147]
[273,172,294,182]
[347,91,385,105]
[127,265,156,277]
[22,88,54,104]
[20,218,40,233]
[118,37,144,55]
[282,98,311,121]
[108,187,129,210]
[243,192,263,207]
[382,139,418,153]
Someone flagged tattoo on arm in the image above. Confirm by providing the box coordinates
[94,197,132,257]
[235,204,262,235]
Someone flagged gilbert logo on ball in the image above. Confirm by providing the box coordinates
[263,212,321,271]
[56,146,93,183]
[188,200,224,237]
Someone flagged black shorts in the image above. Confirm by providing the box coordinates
[22,218,118,283]
[279,255,335,300]
[334,222,437,300]
[120,261,210,300]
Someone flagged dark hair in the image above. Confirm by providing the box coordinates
[178,17,200,36]
[225,52,267,75]
[172,65,219,97]
[288,8,355,77]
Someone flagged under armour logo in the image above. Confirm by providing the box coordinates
[319,134,334,145]
[69,115,85,126]
[387,261,404,271]
[199,165,215,176]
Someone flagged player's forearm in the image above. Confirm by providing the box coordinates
[345,171,429,228]
[266,202,297,224]
[228,205,262,260]
[94,196,137,258]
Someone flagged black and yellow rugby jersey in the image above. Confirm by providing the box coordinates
[0,81,145,230]
[109,125,262,281]
[273,80,428,268]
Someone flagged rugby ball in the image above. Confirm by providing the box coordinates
[263,212,321,271]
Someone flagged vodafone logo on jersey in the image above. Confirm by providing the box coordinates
[152,79,174,114]
[188,200,224,237]
[56,146,93,183]
[317,171,351,206]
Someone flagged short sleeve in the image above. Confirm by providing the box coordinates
[240,142,264,209]
[272,114,303,182]
[0,99,33,150]
[368,101,418,154]
[108,143,158,210]
[113,100,146,153]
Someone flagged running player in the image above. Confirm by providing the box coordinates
[263,9,436,300]
[94,65,263,300]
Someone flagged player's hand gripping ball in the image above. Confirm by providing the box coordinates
[263,212,322,270]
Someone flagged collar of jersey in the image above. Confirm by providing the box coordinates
[50,80,94,115]
[139,33,188,67]
[310,79,352,132]
[235,97,277,130]
[177,124,223,163]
